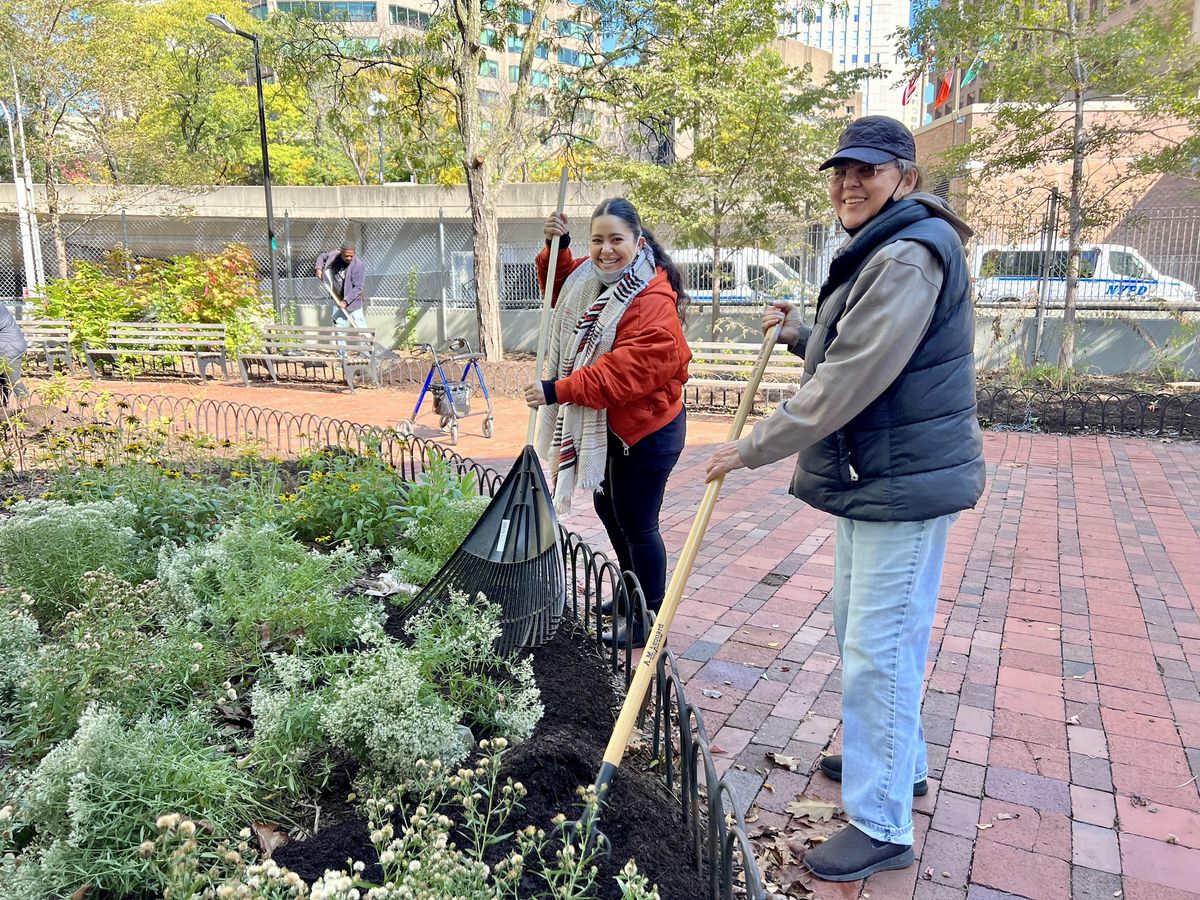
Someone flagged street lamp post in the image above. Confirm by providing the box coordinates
[206,13,282,320]
[367,91,387,185]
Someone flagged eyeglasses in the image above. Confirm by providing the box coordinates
[825,162,899,184]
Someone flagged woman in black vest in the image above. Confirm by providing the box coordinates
[706,117,985,882]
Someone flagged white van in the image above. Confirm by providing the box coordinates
[971,242,1196,305]
[670,248,814,308]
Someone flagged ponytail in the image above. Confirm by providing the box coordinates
[642,230,689,322]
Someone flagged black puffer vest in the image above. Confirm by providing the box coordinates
[790,199,985,521]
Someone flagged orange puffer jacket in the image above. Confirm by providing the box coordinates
[536,244,691,447]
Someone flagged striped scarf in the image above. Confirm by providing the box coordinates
[535,244,657,515]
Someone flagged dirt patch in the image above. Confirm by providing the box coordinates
[273,622,707,899]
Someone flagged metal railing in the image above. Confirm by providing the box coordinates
[1,387,766,900]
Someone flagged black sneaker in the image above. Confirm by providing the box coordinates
[803,823,914,882]
[819,755,928,797]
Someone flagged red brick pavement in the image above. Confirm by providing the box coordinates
[39,376,1200,898]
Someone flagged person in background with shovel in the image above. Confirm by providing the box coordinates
[315,244,367,329]
[523,198,692,650]
[705,117,985,883]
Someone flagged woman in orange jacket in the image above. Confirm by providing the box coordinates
[523,198,691,648]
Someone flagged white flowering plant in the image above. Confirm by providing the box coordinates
[0,497,152,623]
[138,744,661,900]
[320,643,465,780]
[8,571,237,758]
[1,705,262,899]
[406,592,543,742]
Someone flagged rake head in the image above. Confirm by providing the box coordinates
[392,446,566,655]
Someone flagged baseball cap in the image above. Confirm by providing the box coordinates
[820,116,918,170]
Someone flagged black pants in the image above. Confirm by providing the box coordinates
[593,408,686,611]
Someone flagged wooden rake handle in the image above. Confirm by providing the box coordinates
[594,323,785,795]
[527,166,571,446]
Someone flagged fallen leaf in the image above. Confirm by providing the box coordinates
[1166,834,1178,844]
[768,642,780,648]
[71,885,91,900]
[763,782,775,792]
[702,689,723,699]
[709,743,729,756]
[786,795,840,823]
[768,752,803,772]
[923,867,934,880]
[976,823,993,830]
[1066,714,1081,725]
[995,813,1020,821]
[941,872,951,879]
[252,822,287,859]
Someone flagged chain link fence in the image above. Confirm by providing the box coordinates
[3,198,1198,372]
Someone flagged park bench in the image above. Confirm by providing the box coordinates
[83,322,229,381]
[685,340,806,407]
[238,324,380,392]
[17,319,75,373]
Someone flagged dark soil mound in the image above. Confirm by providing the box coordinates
[274,622,707,899]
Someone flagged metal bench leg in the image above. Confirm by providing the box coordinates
[341,360,357,393]
[84,352,100,379]
[266,360,279,383]
[239,359,252,386]
[218,354,230,382]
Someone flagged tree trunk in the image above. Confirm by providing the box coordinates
[1060,0,1086,377]
[467,162,504,360]
[46,179,69,278]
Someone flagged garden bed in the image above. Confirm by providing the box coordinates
[274,620,706,900]
[0,402,724,899]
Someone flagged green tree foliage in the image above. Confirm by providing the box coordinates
[592,0,862,337]
[900,0,1200,371]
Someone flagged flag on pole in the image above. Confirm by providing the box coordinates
[934,69,953,108]
[961,34,1003,89]
[902,74,919,105]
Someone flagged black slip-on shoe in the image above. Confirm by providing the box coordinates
[803,823,914,882]
[818,754,929,797]
[601,612,654,649]
[598,596,626,617]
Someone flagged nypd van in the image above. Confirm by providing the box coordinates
[971,242,1196,305]
[670,248,814,308]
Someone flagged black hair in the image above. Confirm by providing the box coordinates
[592,197,689,321]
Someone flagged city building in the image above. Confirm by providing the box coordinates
[783,0,917,128]
[245,0,598,107]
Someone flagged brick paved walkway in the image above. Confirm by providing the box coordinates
[41,377,1200,899]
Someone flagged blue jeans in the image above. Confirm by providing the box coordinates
[831,513,956,845]
[332,306,368,359]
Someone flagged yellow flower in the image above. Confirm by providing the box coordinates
[350,483,361,492]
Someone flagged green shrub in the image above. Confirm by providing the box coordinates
[283,450,409,550]
[38,244,272,358]
[157,522,375,655]
[0,498,151,623]
[40,256,142,348]
[50,462,234,548]
[2,705,261,899]
[8,572,237,757]
[391,453,488,584]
